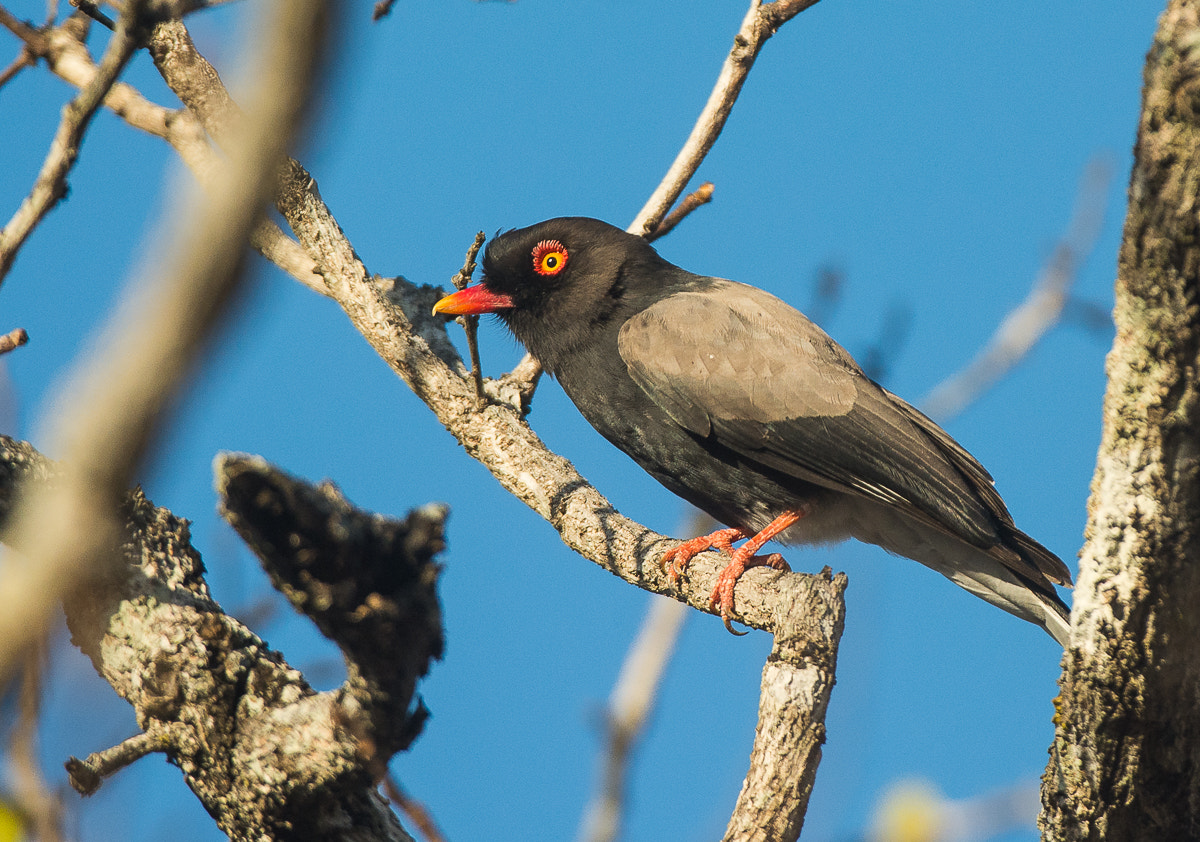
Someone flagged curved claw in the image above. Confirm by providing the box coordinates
[722,615,749,636]
[709,551,792,635]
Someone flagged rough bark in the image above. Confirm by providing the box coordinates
[0,436,443,841]
[1041,2,1200,838]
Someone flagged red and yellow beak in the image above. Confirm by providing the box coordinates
[432,283,515,316]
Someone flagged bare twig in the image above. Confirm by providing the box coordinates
[65,726,185,796]
[0,0,332,685]
[629,0,821,237]
[0,327,28,355]
[645,181,715,244]
[383,776,449,842]
[578,596,687,842]
[451,231,487,404]
[0,3,143,285]
[69,0,113,29]
[372,0,398,21]
[0,47,33,88]
[7,12,326,292]
[920,158,1112,421]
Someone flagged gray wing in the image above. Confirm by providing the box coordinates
[618,280,1067,585]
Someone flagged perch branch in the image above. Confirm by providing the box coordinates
[139,15,843,842]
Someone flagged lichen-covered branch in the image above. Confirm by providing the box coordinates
[0,0,331,687]
[0,435,434,840]
[216,452,445,758]
[1040,3,1200,838]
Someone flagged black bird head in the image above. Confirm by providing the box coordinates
[433,217,678,370]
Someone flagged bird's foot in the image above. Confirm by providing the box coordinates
[709,550,791,635]
[661,527,745,583]
[661,509,805,634]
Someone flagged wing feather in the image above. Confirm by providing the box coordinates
[617,281,1021,553]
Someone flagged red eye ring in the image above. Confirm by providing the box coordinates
[532,240,568,276]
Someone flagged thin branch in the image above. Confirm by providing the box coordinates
[578,596,687,842]
[644,181,714,244]
[65,726,185,796]
[628,0,821,237]
[0,47,33,88]
[450,231,487,404]
[6,12,326,292]
[0,4,142,285]
[920,158,1112,421]
[372,0,398,21]
[68,0,113,30]
[0,0,332,685]
[0,327,28,355]
[383,776,449,842]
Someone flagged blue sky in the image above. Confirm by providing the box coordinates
[1,1,1162,840]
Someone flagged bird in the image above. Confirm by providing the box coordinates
[432,217,1073,645]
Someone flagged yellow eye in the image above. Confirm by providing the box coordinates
[532,239,568,276]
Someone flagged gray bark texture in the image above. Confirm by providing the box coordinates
[0,437,443,841]
[1040,2,1200,838]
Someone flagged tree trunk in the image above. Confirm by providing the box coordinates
[1041,2,1200,838]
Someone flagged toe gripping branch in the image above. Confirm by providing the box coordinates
[661,510,803,633]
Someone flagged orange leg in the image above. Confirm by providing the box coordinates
[661,509,806,633]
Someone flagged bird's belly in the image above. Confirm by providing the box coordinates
[558,371,856,546]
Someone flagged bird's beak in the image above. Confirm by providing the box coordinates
[432,283,515,316]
